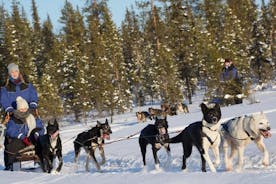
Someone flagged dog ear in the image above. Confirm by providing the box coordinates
[200,103,208,114]
[96,121,101,127]
[54,119,58,125]
[248,116,259,137]
[105,118,108,124]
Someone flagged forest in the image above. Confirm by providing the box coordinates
[0,0,275,121]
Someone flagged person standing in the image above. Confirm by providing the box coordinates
[219,58,242,104]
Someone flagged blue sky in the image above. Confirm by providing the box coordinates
[2,0,268,33]
[1,0,144,32]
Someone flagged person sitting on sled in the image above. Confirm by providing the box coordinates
[219,58,242,104]
[3,96,44,171]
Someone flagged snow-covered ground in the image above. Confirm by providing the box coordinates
[1,89,276,184]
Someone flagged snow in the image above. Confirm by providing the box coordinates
[1,89,276,183]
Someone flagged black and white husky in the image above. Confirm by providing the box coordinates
[74,119,112,171]
[32,120,63,173]
[139,117,171,170]
[167,103,221,172]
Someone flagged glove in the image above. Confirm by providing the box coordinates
[6,107,14,113]
[29,103,37,109]
[22,137,32,146]
[34,132,40,140]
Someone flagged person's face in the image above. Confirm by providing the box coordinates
[9,70,20,79]
[224,61,231,68]
[18,108,28,113]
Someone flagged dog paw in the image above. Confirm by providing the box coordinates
[96,164,101,171]
[262,160,269,166]
[213,160,220,167]
[100,160,106,165]
[155,164,160,171]
[51,170,60,175]
[182,168,187,173]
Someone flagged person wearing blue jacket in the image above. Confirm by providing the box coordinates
[220,58,239,81]
[4,96,45,171]
[0,63,38,114]
[219,58,242,104]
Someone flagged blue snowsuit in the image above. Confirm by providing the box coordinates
[0,78,38,112]
[6,117,45,140]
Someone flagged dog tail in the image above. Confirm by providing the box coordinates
[167,131,184,144]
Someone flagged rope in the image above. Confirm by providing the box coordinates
[105,129,182,145]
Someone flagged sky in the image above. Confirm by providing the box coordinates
[1,0,145,32]
[1,0,269,33]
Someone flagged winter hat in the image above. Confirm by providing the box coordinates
[16,96,29,110]
[224,58,231,63]
[7,63,19,74]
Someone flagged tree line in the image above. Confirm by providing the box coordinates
[0,0,275,121]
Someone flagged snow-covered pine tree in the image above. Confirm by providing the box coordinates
[121,8,145,107]
[3,1,37,84]
[98,0,131,120]
[37,16,63,119]
[249,0,273,84]
[59,1,90,121]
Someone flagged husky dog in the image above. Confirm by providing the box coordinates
[139,117,171,170]
[136,111,152,123]
[74,119,112,171]
[148,107,167,119]
[166,103,221,172]
[221,112,271,171]
[161,103,177,116]
[32,120,63,173]
[176,103,189,114]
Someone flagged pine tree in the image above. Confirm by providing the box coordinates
[90,1,131,121]
[31,0,44,80]
[2,1,37,84]
[121,8,145,106]
[249,0,273,83]
[269,0,276,70]
[0,5,7,84]
[85,0,107,116]
[37,16,63,119]
[59,1,90,121]
[162,0,198,104]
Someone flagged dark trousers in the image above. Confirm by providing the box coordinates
[4,137,25,169]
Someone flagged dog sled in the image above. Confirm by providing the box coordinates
[1,112,40,171]
[4,140,40,171]
[210,81,244,106]
[9,145,40,171]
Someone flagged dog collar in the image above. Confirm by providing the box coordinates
[202,120,219,131]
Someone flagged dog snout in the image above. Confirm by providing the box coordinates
[267,126,271,131]
[212,117,218,122]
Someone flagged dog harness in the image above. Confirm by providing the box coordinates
[221,116,255,140]
[202,125,218,145]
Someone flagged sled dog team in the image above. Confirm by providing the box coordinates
[2,103,272,173]
[140,103,271,172]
